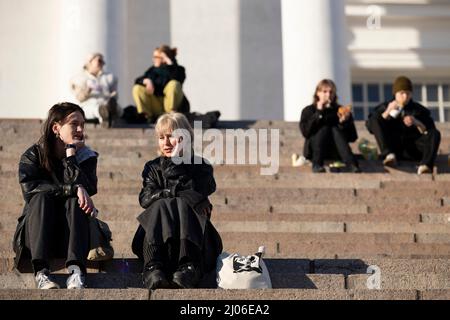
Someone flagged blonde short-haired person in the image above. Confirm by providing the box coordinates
[132,45,189,123]
[366,76,441,175]
[132,112,222,290]
[70,53,120,128]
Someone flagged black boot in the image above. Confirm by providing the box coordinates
[172,263,201,289]
[142,264,171,290]
[312,164,326,173]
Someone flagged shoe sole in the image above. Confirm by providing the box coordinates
[171,275,200,289]
[67,285,85,289]
[418,168,431,175]
[147,278,172,290]
[383,159,397,167]
[171,278,194,289]
[39,284,60,289]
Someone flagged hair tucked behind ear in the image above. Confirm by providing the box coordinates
[38,102,85,172]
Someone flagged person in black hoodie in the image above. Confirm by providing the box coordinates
[13,102,98,289]
[132,45,189,122]
[366,76,441,175]
[132,112,222,290]
[300,79,360,173]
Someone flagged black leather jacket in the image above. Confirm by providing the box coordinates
[139,155,216,213]
[18,144,98,203]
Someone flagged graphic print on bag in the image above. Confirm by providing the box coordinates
[232,255,263,274]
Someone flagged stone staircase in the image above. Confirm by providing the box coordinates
[0,119,449,300]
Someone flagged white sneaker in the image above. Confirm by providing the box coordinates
[417,165,431,175]
[383,153,397,167]
[292,154,309,167]
[35,269,60,289]
[66,265,86,289]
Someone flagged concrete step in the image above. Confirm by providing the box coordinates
[2,184,448,199]
[1,150,450,170]
[0,255,448,291]
[3,176,447,192]
[3,119,450,133]
[151,289,450,300]
[2,191,445,207]
[1,242,449,261]
[0,272,448,291]
[3,208,439,223]
[0,165,442,180]
[1,288,449,300]
[211,221,450,234]
[2,219,449,235]
[150,288,450,300]
[4,136,450,151]
[2,257,449,274]
[2,202,449,219]
[0,288,149,300]
[0,232,419,257]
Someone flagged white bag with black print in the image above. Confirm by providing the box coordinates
[216,246,272,289]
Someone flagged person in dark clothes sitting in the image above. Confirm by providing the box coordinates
[132,45,189,123]
[366,76,441,175]
[13,102,98,289]
[132,112,222,290]
[300,79,360,173]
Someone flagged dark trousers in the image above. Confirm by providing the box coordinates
[24,193,90,274]
[143,238,201,273]
[310,126,357,166]
[368,116,441,167]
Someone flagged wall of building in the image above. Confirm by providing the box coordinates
[0,0,59,118]
[0,0,449,120]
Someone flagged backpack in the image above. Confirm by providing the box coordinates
[121,105,147,124]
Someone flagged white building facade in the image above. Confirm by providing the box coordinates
[1,0,449,121]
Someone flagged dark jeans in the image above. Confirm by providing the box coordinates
[368,116,441,167]
[24,193,90,274]
[310,125,357,166]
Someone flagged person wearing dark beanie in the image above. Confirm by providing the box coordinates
[366,76,441,175]
[392,76,413,95]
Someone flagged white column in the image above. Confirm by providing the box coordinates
[281,0,351,121]
[170,0,240,120]
[58,0,125,105]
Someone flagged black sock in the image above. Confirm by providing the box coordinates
[66,260,87,275]
[143,242,164,269]
[179,240,201,268]
[32,260,49,275]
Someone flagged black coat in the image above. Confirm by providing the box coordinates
[366,99,436,139]
[300,103,358,159]
[134,60,186,97]
[132,155,222,273]
[12,144,98,270]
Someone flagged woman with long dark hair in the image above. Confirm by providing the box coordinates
[13,102,98,289]
[300,79,360,173]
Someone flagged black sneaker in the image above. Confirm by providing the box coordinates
[172,263,201,289]
[312,164,326,173]
[142,264,171,290]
